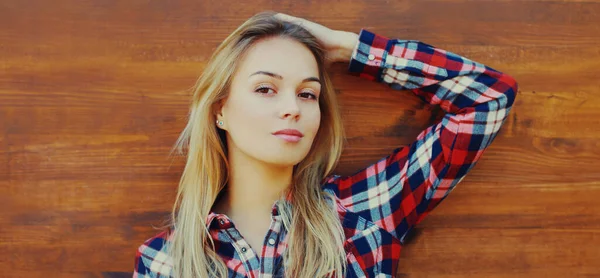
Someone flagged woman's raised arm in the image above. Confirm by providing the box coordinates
[324,29,518,244]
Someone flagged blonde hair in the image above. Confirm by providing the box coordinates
[166,11,347,277]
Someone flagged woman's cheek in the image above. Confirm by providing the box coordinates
[308,106,321,133]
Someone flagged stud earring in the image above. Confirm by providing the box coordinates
[216,120,223,126]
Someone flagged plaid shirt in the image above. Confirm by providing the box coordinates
[134,28,518,277]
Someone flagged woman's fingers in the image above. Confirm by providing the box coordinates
[273,12,354,65]
[274,13,335,46]
[274,13,298,22]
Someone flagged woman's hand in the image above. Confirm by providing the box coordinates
[274,13,358,65]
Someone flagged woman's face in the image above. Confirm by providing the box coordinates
[217,36,322,168]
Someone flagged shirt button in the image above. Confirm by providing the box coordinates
[219,219,225,225]
[241,247,247,253]
[268,238,276,245]
[368,54,375,61]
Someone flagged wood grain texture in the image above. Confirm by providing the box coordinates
[1,0,599,277]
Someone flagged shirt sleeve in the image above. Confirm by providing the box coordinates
[133,246,152,278]
[323,29,518,244]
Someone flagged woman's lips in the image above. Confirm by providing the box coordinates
[272,129,303,142]
[273,134,302,143]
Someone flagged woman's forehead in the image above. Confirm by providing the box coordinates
[237,37,320,81]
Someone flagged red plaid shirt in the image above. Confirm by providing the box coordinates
[134,28,518,277]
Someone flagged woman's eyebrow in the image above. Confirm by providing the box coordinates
[249,71,321,84]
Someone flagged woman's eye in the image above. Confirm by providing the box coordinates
[255,86,275,95]
[299,92,317,100]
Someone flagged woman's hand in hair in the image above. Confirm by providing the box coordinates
[274,12,358,65]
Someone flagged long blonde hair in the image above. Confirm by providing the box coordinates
[166,11,347,277]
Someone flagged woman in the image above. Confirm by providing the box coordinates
[134,11,518,278]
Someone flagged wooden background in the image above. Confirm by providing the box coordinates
[1,0,599,277]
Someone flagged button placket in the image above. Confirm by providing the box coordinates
[228,232,260,274]
[255,216,286,277]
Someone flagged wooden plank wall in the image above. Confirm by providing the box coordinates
[1,0,599,277]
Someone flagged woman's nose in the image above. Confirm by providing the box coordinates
[279,93,301,120]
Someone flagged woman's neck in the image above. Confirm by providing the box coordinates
[214,146,293,219]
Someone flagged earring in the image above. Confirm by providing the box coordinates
[216,120,223,126]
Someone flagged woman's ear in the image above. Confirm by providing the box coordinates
[213,100,227,130]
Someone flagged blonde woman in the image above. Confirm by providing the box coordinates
[133,11,518,278]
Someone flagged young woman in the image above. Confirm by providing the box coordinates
[133,11,518,278]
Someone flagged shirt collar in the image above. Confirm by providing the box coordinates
[206,196,291,229]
